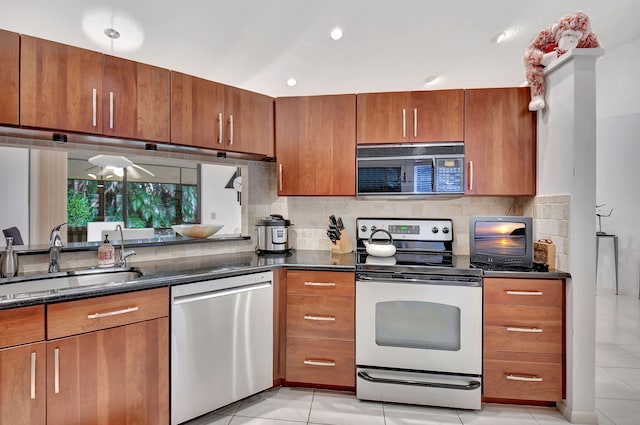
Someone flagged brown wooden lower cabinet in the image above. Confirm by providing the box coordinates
[46,317,168,425]
[483,278,565,404]
[483,358,562,401]
[286,338,354,387]
[0,342,46,425]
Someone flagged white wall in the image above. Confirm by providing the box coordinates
[596,36,640,295]
[200,163,242,235]
[0,146,29,246]
[537,50,602,424]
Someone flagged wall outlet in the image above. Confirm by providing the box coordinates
[210,212,216,220]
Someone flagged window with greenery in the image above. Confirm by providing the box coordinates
[67,159,198,240]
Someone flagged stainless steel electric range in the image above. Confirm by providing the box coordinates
[355,217,483,410]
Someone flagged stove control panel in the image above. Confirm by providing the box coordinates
[357,218,454,242]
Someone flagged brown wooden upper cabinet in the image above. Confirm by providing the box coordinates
[20,35,104,134]
[103,55,170,142]
[171,72,274,156]
[356,89,464,144]
[275,95,356,196]
[0,29,20,126]
[224,86,274,157]
[464,87,536,196]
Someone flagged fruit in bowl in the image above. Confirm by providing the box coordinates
[172,224,224,239]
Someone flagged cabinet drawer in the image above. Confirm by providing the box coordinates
[484,304,562,326]
[0,305,45,348]
[484,324,562,354]
[483,359,562,401]
[484,279,562,306]
[286,337,354,387]
[287,271,354,296]
[287,295,354,340]
[47,287,168,339]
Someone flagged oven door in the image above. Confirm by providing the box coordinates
[356,274,482,375]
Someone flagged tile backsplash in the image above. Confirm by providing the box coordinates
[247,162,526,255]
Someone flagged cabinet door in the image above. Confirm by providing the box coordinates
[171,71,225,149]
[224,86,274,156]
[0,29,19,126]
[46,318,168,425]
[276,95,356,195]
[410,90,464,142]
[464,87,536,196]
[20,35,103,134]
[357,92,410,144]
[103,56,170,142]
[0,343,46,425]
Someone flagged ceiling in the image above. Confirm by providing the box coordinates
[1,0,639,98]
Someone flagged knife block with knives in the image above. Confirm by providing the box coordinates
[327,215,353,254]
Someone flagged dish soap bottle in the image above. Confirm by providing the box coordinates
[97,234,115,268]
[1,237,19,278]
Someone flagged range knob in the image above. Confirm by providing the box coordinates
[371,226,377,232]
[360,225,367,232]
[431,226,439,233]
[442,226,450,234]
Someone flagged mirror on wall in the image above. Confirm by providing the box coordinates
[0,145,243,247]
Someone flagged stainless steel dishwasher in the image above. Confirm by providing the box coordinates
[171,271,273,425]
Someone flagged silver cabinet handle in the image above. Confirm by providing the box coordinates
[229,114,234,145]
[109,91,114,129]
[87,306,139,319]
[468,160,473,191]
[304,281,336,287]
[507,374,543,382]
[413,107,418,138]
[505,290,544,296]
[402,108,406,138]
[279,164,283,192]
[304,359,335,367]
[92,88,97,127]
[304,315,336,321]
[218,112,223,144]
[506,327,543,333]
[30,352,36,400]
[54,348,60,394]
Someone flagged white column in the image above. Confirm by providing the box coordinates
[537,49,604,424]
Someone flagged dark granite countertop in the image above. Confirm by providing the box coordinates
[0,250,356,310]
[0,250,569,310]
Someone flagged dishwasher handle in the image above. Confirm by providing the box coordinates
[173,281,271,305]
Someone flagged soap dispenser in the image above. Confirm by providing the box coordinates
[97,234,115,268]
[1,237,19,278]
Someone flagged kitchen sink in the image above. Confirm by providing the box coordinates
[0,267,143,301]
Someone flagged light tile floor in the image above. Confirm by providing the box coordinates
[185,288,640,425]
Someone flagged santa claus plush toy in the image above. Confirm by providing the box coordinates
[523,11,601,111]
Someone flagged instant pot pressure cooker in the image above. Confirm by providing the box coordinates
[256,214,293,254]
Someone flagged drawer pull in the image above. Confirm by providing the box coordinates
[505,290,543,296]
[304,359,336,367]
[506,326,543,333]
[507,374,543,382]
[87,306,139,319]
[304,315,336,321]
[54,348,60,394]
[30,352,36,400]
[303,281,336,287]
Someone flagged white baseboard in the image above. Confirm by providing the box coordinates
[557,400,599,424]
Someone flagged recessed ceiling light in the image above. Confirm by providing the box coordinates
[330,28,344,41]
[286,78,297,87]
[424,75,439,85]
[493,31,507,44]
[104,28,121,40]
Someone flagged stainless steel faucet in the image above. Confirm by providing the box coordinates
[48,222,66,273]
[115,224,136,267]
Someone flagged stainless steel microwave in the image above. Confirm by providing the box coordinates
[356,143,464,197]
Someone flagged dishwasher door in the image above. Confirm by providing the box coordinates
[171,271,273,425]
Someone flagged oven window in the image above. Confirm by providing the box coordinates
[375,301,461,351]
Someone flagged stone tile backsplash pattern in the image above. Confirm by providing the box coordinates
[517,195,571,272]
